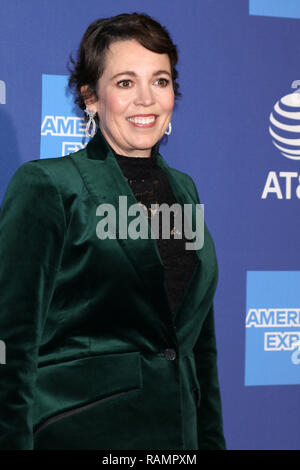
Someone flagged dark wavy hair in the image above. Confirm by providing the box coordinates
[68,12,181,123]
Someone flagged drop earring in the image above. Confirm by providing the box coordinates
[165,122,172,135]
[84,108,97,138]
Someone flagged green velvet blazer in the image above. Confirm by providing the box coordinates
[0,129,226,450]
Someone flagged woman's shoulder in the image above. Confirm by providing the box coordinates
[165,164,200,204]
[158,155,198,194]
[15,147,88,189]
[25,147,85,178]
[2,149,88,211]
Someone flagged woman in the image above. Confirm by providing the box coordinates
[0,12,226,450]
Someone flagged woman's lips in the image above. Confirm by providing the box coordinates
[126,115,158,128]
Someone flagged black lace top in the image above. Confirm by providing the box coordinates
[114,149,199,317]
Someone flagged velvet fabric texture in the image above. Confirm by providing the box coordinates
[0,128,226,450]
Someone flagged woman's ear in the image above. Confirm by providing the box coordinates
[80,85,98,113]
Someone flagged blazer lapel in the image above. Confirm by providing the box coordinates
[71,130,202,324]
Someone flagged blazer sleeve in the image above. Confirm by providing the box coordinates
[188,175,226,449]
[193,275,226,449]
[0,161,66,449]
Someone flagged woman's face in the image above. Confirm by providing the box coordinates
[86,39,175,157]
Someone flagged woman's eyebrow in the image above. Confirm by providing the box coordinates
[110,70,171,80]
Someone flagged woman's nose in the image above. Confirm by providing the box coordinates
[134,84,155,106]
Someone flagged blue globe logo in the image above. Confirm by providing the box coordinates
[269,92,300,160]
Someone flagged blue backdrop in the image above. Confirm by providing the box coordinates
[1,0,300,450]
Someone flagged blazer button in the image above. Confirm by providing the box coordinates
[164,348,176,360]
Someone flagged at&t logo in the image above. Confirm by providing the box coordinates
[262,82,300,199]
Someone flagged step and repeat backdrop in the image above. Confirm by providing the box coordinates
[1,0,300,450]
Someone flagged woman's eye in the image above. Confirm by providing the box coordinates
[155,78,169,87]
[117,80,132,88]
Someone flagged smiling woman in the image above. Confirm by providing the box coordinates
[0,12,226,450]
[81,38,175,156]
[68,15,179,157]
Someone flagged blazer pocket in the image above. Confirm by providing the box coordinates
[33,351,142,437]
